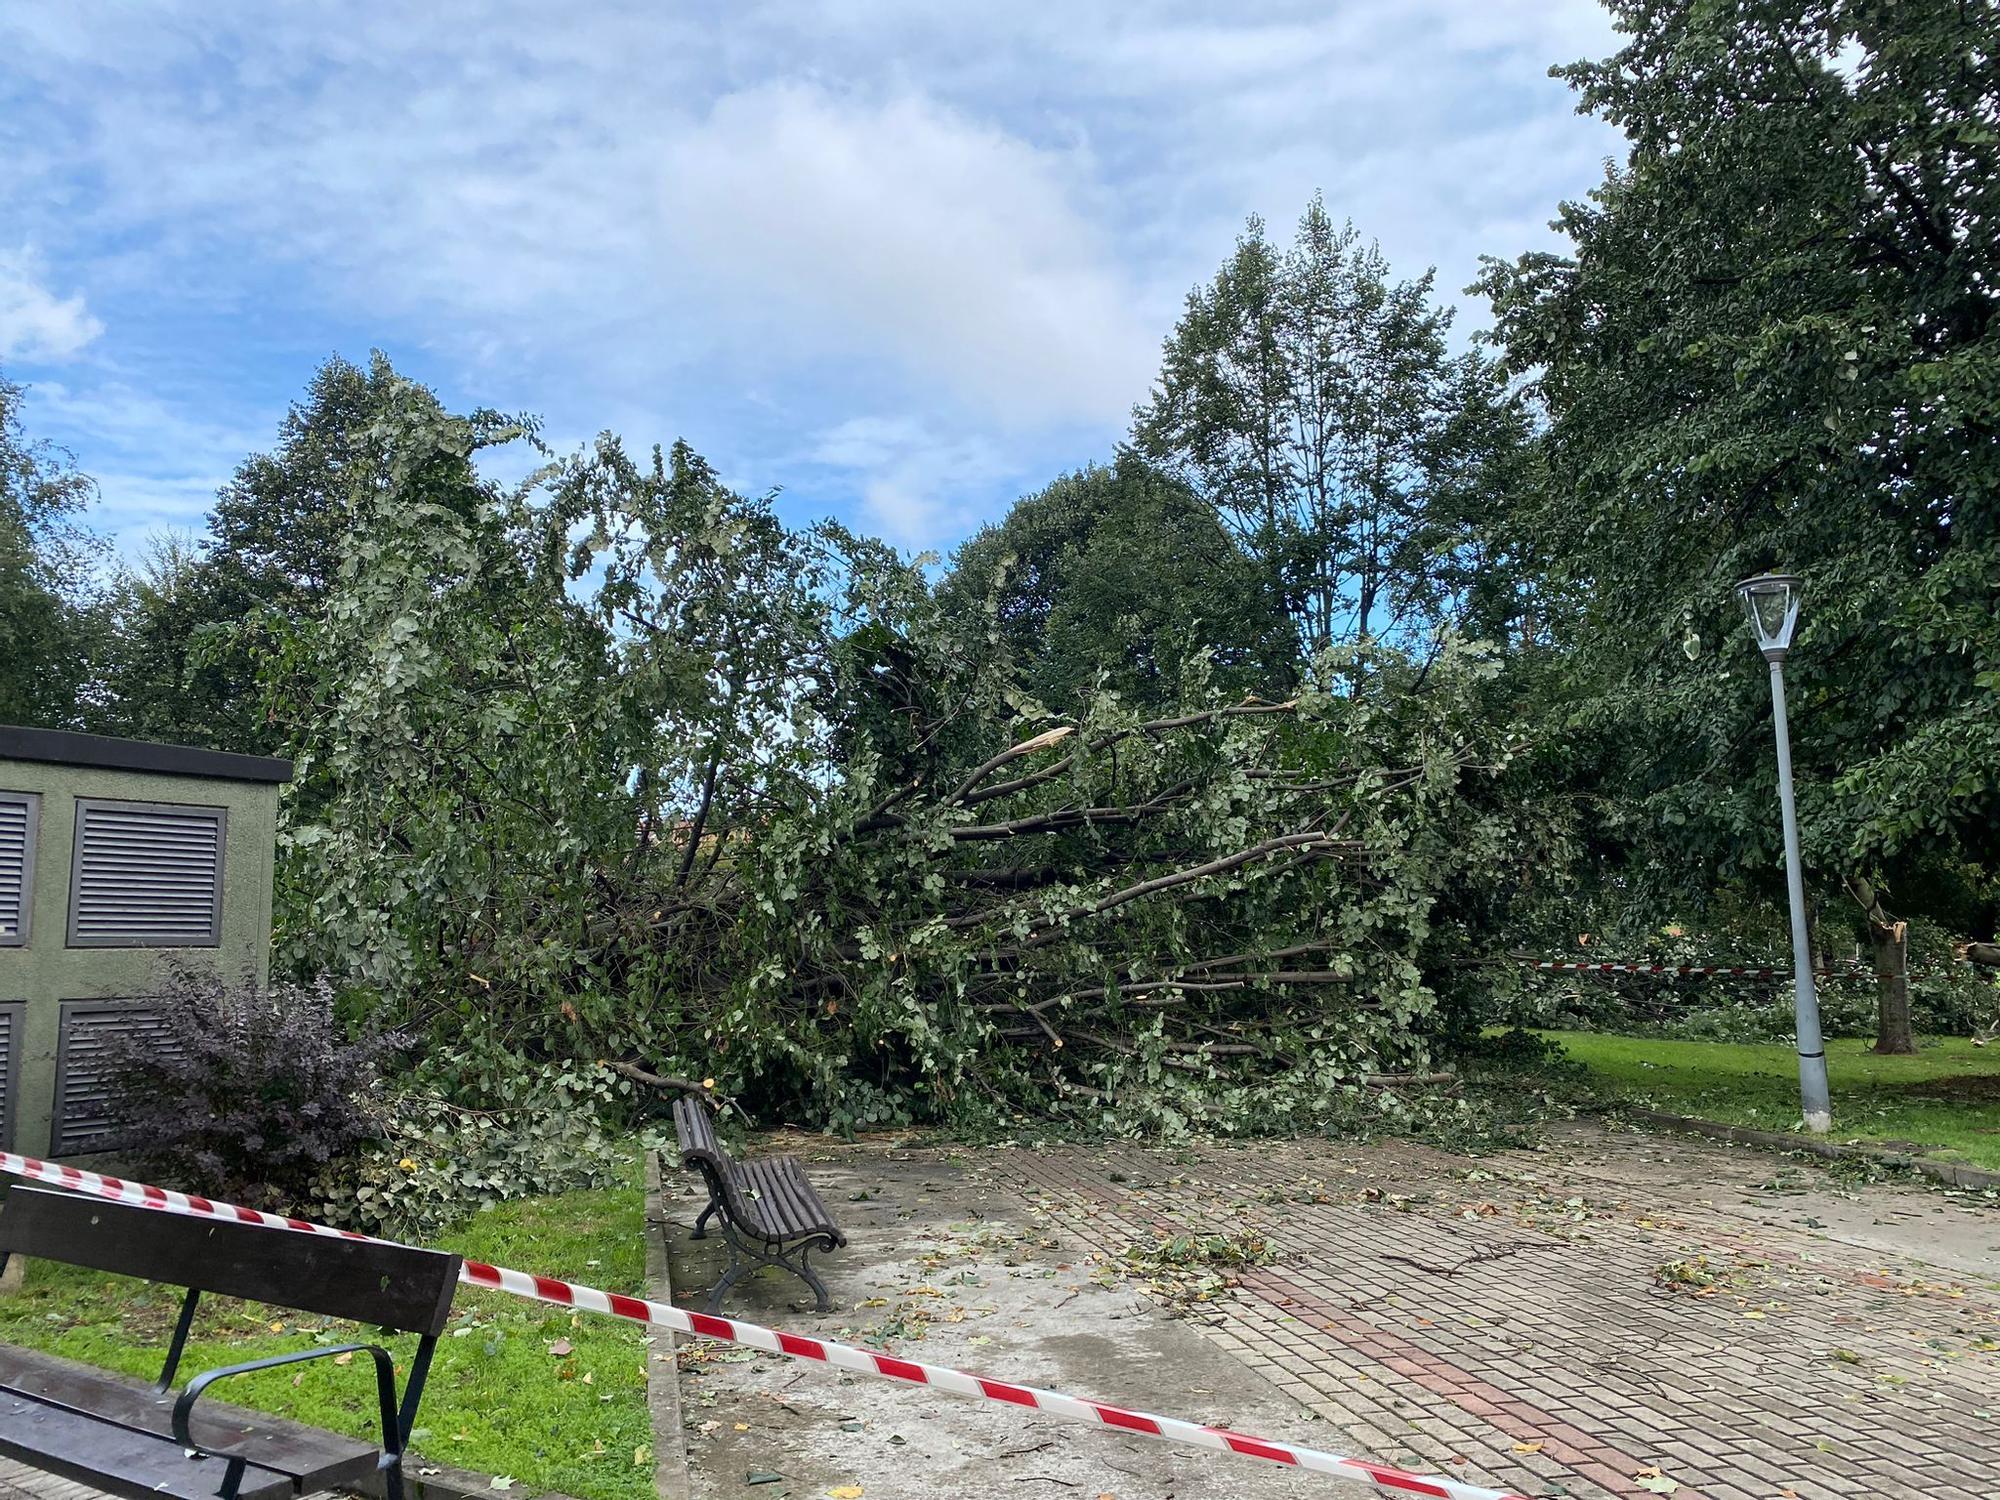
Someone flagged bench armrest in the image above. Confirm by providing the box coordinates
[173,1344,402,1469]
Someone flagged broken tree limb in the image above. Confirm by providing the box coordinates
[608,1060,715,1097]
[1357,1071,1456,1087]
[1022,828,1352,946]
[976,970,1355,1017]
[943,725,1077,807]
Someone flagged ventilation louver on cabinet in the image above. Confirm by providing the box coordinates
[0,794,34,945]
[68,800,224,948]
[54,1002,175,1155]
[0,1004,20,1148]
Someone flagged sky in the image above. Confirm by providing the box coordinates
[0,1,1624,560]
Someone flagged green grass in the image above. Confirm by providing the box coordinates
[0,1158,656,1500]
[1543,1030,2000,1169]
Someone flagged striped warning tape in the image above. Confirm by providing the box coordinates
[0,1148,1527,1500]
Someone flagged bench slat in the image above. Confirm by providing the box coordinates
[0,1391,298,1500]
[781,1157,842,1237]
[732,1157,839,1241]
[0,1187,461,1337]
[734,1159,787,1238]
[672,1097,719,1161]
[764,1159,827,1235]
[0,1347,375,1486]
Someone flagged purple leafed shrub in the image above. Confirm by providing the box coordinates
[104,965,408,1209]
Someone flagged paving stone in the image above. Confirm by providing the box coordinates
[985,1119,2000,1500]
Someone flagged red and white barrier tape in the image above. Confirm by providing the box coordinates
[0,1149,1526,1500]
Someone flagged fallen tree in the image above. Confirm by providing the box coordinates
[264,401,1553,1135]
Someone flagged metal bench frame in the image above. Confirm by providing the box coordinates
[670,1097,847,1313]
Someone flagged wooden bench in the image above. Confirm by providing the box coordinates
[669,1097,847,1312]
[0,1184,460,1500]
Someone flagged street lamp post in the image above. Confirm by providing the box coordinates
[1735,572,1832,1134]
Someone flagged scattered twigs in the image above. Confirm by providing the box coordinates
[1379,1241,1554,1278]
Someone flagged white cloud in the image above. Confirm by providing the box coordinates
[12,378,272,548]
[660,84,1156,428]
[0,0,1627,548]
[811,414,1025,549]
[0,247,103,361]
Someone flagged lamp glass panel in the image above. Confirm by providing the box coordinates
[1751,585,1792,643]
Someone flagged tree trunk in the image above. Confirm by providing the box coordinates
[1844,874,1915,1055]
[1867,920,1914,1055]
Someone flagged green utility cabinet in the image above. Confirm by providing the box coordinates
[0,726,291,1157]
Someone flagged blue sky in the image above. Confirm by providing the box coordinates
[0,1,1622,559]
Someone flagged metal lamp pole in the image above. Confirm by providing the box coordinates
[1736,573,1831,1134]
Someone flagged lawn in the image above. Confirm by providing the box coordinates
[1544,1030,2000,1169]
[0,1155,656,1500]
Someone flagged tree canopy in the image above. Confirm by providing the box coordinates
[938,454,1295,714]
[0,372,101,728]
[1135,196,1524,653]
[1477,0,2000,1041]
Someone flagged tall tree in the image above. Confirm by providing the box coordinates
[1478,0,2000,1050]
[0,371,103,728]
[96,353,463,753]
[1134,196,1521,655]
[939,454,1296,713]
[93,531,242,747]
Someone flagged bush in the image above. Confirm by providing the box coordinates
[314,1055,632,1242]
[105,966,406,1209]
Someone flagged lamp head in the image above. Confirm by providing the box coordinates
[1734,572,1802,661]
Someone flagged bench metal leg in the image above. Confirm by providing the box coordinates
[795,1249,832,1314]
[692,1200,719,1241]
[703,1257,748,1314]
[702,1223,839,1314]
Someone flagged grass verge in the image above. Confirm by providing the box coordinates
[0,1155,656,1500]
[1541,1030,2000,1169]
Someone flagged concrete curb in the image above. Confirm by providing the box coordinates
[1621,1106,2000,1191]
[643,1149,696,1500]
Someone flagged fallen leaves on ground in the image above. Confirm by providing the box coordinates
[1110,1232,1276,1312]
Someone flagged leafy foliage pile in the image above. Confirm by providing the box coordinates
[239,379,1546,1135]
[318,1057,630,1241]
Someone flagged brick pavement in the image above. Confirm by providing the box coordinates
[0,1462,96,1500]
[983,1120,2000,1500]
